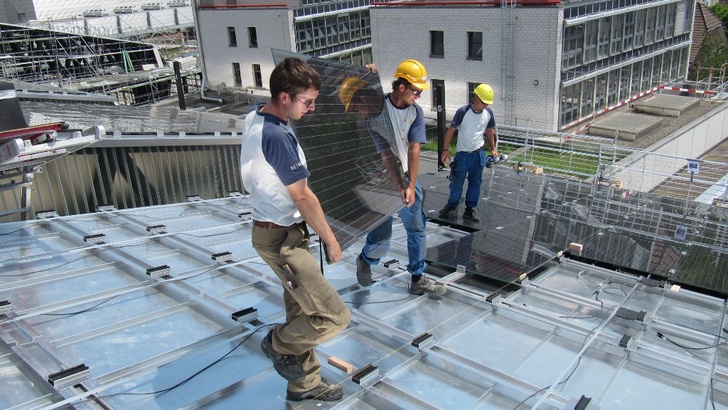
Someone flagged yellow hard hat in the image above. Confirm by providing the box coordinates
[394,59,430,90]
[474,83,494,105]
[338,77,367,112]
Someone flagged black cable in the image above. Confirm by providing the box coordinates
[41,295,120,317]
[77,324,275,404]
[656,331,727,350]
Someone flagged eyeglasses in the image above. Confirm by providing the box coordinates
[408,87,423,96]
[293,95,316,108]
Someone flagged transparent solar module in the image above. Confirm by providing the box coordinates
[272,50,405,250]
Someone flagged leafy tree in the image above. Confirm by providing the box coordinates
[690,36,728,80]
[710,3,728,36]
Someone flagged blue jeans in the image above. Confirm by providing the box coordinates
[447,150,485,209]
[360,180,426,275]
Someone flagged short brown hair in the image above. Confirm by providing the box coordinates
[269,57,322,101]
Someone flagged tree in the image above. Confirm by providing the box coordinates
[690,36,728,81]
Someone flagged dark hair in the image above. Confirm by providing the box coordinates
[269,57,322,101]
[392,77,410,91]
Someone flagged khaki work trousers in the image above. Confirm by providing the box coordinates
[252,222,350,392]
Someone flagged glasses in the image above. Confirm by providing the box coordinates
[408,87,423,96]
[293,95,315,108]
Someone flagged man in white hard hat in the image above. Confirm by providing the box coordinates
[438,84,501,223]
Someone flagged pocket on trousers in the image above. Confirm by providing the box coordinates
[280,263,320,315]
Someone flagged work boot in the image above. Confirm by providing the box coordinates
[463,207,480,222]
[287,378,343,401]
[439,204,455,218]
[408,275,446,295]
[261,330,305,382]
[356,253,373,286]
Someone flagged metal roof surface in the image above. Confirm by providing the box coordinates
[2,189,728,409]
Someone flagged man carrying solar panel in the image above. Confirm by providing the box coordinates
[240,56,350,402]
[338,60,446,296]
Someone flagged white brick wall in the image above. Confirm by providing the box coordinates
[371,6,563,130]
[197,9,295,90]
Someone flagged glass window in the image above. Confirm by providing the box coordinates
[253,64,262,88]
[227,27,237,47]
[233,62,242,87]
[467,82,478,104]
[467,32,482,60]
[610,14,623,55]
[597,17,611,59]
[431,79,444,111]
[562,24,584,69]
[248,27,258,48]
[430,31,444,58]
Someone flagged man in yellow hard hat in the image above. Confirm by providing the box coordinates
[439,83,502,223]
[349,59,446,296]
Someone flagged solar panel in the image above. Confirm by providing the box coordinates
[271,50,405,251]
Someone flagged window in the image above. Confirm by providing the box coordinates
[248,27,258,48]
[467,82,479,104]
[431,79,444,111]
[227,27,237,47]
[467,32,482,60]
[430,31,444,58]
[232,63,242,87]
[253,64,262,88]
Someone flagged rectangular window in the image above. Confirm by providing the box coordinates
[248,27,258,48]
[431,79,444,111]
[430,30,444,58]
[467,32,482,60]
[467,82,479,104]
[232,62,242,87]
[228,27,237,47]
[253,64,262,88]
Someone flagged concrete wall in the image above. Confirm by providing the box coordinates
[609,102,728,192]
[370,6,562,130]
[197,8,295,91]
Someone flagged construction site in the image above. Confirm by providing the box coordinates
[1,5,728,409]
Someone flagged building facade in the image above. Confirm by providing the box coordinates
[195,0,376,93]
[370,0,695,131]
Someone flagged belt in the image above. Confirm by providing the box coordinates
[254,220,284,229]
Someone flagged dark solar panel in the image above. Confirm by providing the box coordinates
[272,50,405,251]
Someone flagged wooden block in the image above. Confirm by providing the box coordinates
[328,356,354,374]
[532,166,543,175]
[568,242,583,254]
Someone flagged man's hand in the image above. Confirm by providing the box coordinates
[440,151,450,164]
[325,240,343,264]
[365,63,377,74]
[491,149,499,157]
[402,187,414,207]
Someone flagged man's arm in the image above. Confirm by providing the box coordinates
[380,148,407,202]
[485,128,498,156]
[403,141,420,207]
[286,179,342,263]
[440,126,456,163]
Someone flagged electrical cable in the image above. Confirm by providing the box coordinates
[41,295,120,317]
[72,324,275,405]
[656,331,728,350]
